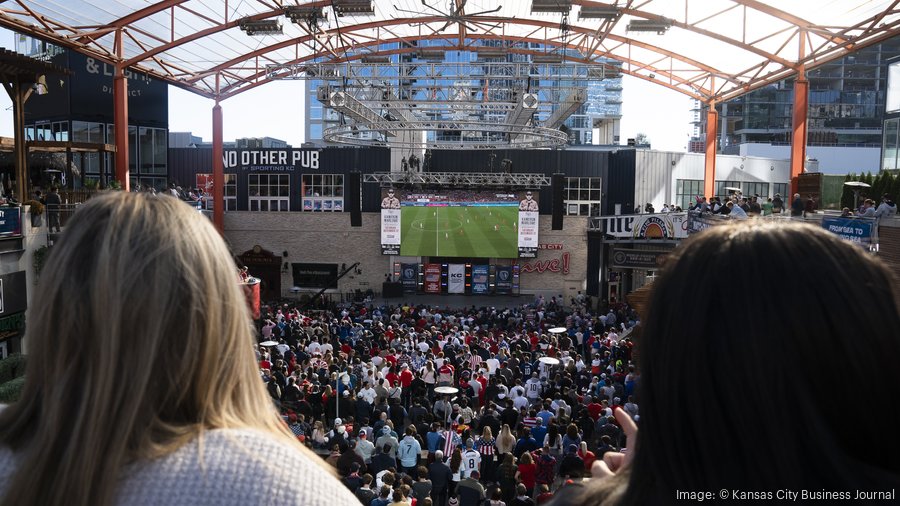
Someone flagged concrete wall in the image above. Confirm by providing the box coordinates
[738,143,881,175]
[223,212,589,298]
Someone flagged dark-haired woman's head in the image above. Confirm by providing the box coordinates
[626,220,900,501]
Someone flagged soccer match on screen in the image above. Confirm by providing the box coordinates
[393,190,532,258]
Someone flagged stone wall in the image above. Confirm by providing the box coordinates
[224,212,590,299]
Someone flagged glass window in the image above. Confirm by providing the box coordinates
[883,118,899,170]
[196,173,237,211]
[249,174,290,211]
[139,127,167,174]
[301,173,344,211]
[772,183,789,199]
[564,177,602,215]
[715,180,742,201]
[676,179,703,211]
[743,182,770,199]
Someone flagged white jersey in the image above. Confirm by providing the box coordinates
[525,378,542,399]
[461,449,481,478]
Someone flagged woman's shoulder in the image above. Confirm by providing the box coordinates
[117,428,357,506]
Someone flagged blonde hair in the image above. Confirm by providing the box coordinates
[0,192,322,506]
[481,425,493,440]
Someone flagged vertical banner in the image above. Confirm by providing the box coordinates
[381,209,401,255]
[241,278,261,320]
[495,266,513,294]
[448,264,465,294]
[517,191,539,258]
[381,189,402,255]
[472,265,490,294]
[424,263,442,294]
[400,263,419,292]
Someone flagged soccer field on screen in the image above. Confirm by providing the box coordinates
[400,206,519,258]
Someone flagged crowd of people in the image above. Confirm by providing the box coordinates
[256,297,639,506]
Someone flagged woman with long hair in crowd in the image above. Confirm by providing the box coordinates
[496,423,517,458]
[556,220,900,505]
[0,192,357,506]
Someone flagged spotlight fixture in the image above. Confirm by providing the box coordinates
[626,19,671,34]
[284,5,327,24]
[578,6,621,19]
[532,53,565,64]
[333,0,375,16]
[239,18,283,36]
[361,55,391,64]
[531,0,573,13]
[416,49,446,62]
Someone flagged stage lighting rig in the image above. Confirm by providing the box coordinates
[239,18,283,36]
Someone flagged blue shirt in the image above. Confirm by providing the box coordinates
[398,436,422,467]
[426,431,443,452]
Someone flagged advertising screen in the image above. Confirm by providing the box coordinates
[380,189,539,258]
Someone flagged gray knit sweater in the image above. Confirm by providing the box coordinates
[0,428,358,505]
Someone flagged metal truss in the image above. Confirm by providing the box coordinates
[363,172,552,188]
[323,120,568,150]
[266,61,622,82]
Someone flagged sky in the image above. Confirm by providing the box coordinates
[0,28,694,151]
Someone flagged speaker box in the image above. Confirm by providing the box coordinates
[551,173,564,230]
[348,171,362,227]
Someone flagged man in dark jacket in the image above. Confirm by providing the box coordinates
[428,449,452,506]
[369,444,396,477]
[337,441,367,477]
[791,193,804,217]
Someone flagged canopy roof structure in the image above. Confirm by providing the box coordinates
[0,0,898,104]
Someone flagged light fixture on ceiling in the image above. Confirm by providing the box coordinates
[333,0,375,16]
[627,19,671,34]
[361,55,391,64]
[579,6,621,19]
[239,19,283,36]
[531,0,573,13]
[284,5,327,24]
[417,49,446,61]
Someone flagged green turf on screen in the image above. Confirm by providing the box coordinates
[400,206,519,258]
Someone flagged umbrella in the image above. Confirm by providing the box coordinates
[538,357,560,365]
[434,386,459,395]
[548,327,567,334]
[259,340,278,347]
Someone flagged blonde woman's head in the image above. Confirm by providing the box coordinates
[0,192,301,506]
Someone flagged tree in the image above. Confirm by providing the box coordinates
[840,173,855,210]
[635,132,650,146]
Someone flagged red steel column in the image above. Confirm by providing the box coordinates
[790,31,808,196]
[113,29,130,191]
[790,74,809,196]
[703,104,718,199]
[212,100,224,234]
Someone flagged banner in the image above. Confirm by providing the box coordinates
[600,213,689,239]
[611,249,672,270]
[381,208,401,255]
[0,207,22,238]
[517,191,539,258]
[472,265,489,294]
[495,266,513,294]
[822,217,874,248]
[448,264,465,294]
[400,263,418,292]
[424,264,442,294]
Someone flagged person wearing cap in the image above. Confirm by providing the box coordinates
[456,469,486,506]
[557,443,585,480]
[375,424,399,461]
[519,191,539,212]
[356,428,375,464]
[337,440,367,478]
[875,193,897,219]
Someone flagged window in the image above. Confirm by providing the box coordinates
[249,174,290,211]
[138,127,167,174]
[772,183,789,199]
[743,182,770,199]
[195,173,238,211]
[564,177,602,215]
[676,179,703,210]
[301,174,344,211]
[715,180,741,201]
[884,118,899,170]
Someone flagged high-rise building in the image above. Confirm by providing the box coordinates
[693,37,900,173]
[303,41,622,147]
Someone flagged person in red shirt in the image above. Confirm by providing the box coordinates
[577,441,596,472]
[385,366,399,388]
[586,396,604,421]
[515,451,537,497]
[399,364,414,389]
